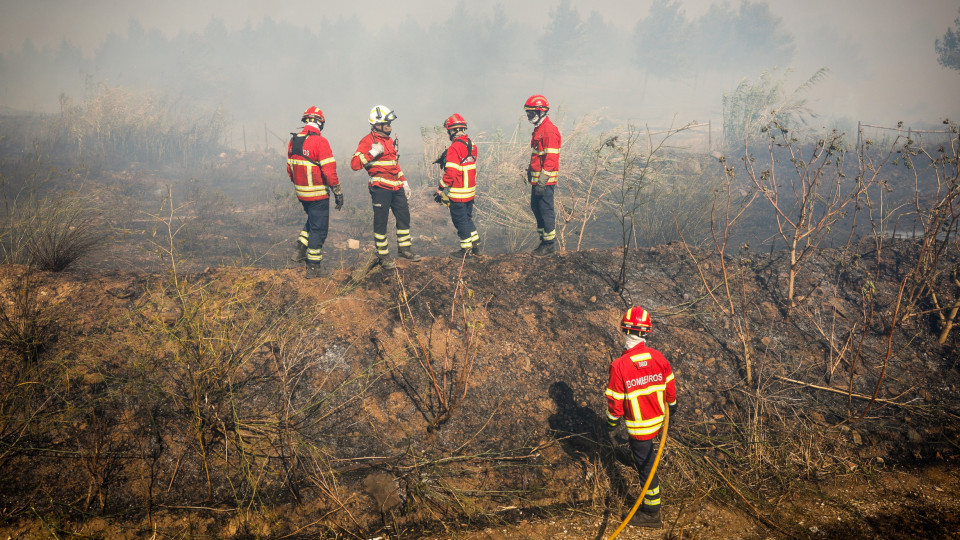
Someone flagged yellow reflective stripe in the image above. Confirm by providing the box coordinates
[625,383,669,400]
[624,414,665,429]
[368,160,398,167]
[287,158,319,167]
[545,147,560,154]
[370,177,404,187]
[631,352,653,362]
[531,149,547,156]
[354,152,369,166]
[296,185,328,196]
[625,421,664,437]
[606,410,620,422]
[605,388,625,400]
[445,162,477,172]
[542,170,559,178]
[448,186,475,198]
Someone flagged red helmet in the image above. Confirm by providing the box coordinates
[620,306,652,334]
[444,113,467,131]
[524,94,550,112]
[301,106,325,123]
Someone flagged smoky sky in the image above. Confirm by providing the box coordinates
[2,0,958,153]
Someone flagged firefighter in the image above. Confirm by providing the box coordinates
[435,113,481,258]
[524,94,561,256]
[604,306,677,529]
[351,105,421,269]
[287,106,344,279]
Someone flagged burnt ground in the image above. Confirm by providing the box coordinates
[1,237,959,539]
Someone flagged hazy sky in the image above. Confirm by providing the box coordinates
[2,0,959,133]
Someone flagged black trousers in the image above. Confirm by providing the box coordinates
[449,200,479,248]
[299,198,330,264]
[530,184,556,243]
[370,186,411,256]
[628,437,662,513]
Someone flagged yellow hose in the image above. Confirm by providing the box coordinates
[606,406,669,540]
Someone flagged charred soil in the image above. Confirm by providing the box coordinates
[1,241,959,539]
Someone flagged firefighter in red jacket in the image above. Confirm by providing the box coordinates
[435,113,481,258]
[604,306,677,529]
[287,106,343,279]
[524,94,561,256]
[351,105,421,269]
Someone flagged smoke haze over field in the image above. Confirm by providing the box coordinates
[1,0,959,154]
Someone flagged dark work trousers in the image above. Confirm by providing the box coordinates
[370,186,411,256]
[449,200,479,248]
[300,198,330,264]
[628,437,662,514]
[530,184,556,244]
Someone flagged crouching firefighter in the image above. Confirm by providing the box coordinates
[287,106,344,279]
[434,113,481,258]
[604,306,677,529]
[351,105,421,269]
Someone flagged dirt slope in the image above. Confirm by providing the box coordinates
[1,242,959,539]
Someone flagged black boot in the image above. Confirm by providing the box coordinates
[533,242,556,257]
[628,509,661,528]
[471,241,482,256]
[449,247,470,259]
[305,262,322,279]
[291,242,307,262]
[377,255,396,270]
[397,246,422,262]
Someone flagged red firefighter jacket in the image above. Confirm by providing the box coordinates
[440,135,478,202]
[605,341,677,441]
[529,116,561,186]
[287,125,339,201]
[350,131,405,191]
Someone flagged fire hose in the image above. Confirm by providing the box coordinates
[606,406,669,540]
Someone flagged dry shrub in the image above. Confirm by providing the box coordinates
[0,270,58,364]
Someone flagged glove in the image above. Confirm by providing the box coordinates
[526,168,533,183]
[434,189,450,207]
[331,184,344,210]
[402,180,411,198]
[369,142,384,158]
[533,183,546,197]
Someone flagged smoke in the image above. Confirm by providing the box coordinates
[1,0,958,157]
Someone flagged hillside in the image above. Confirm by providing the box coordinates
[1,241,959,539]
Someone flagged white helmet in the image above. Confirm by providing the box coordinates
[369,105,397,125]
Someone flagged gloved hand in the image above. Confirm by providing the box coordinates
[602,419,618,445]
[533,182,546,197]
[331,184,344,210]
[434,189,450,207]
[402,180,411,198]
[526,168,533,183]
[369,142,384,158]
